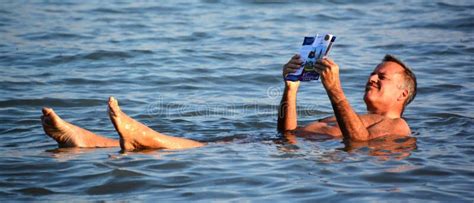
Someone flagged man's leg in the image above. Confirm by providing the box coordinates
[107,97,204,151]
[41,108,120,148]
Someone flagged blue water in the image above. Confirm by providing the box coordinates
[1,0,473,201]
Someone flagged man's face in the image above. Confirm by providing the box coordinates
[364,61,406,112]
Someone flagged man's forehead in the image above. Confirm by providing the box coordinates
[373,61,405,74]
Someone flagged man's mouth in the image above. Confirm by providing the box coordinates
[366,83,378,91]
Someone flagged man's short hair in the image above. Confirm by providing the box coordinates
[382,54,417,106]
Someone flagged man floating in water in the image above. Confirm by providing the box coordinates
[41,54,416,151]
[278,54,417,143]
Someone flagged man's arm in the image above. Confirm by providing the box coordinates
[277,54,303,132]
[330,96,370,141]
[277,82,299,132]
[315,58,370,141]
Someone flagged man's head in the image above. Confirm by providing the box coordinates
[363,55,417,117]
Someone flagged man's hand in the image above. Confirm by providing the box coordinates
[278,54,302,132]
[314,58,343,96]
[283,54,303,90]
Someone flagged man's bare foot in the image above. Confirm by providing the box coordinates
[107,97,204,151]
[41,108,119,148]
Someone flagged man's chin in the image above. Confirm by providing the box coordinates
[364,93,375,104]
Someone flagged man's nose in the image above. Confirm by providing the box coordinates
[369,74,378,83]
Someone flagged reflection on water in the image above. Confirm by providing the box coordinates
[281,132,417,161]
[343,135,417,160]
[44,148,119,162]
[44,146,176,161]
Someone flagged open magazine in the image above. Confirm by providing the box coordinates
[285,33,336,81]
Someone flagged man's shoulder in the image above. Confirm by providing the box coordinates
[372,117,411,137]
[391,117,411,135]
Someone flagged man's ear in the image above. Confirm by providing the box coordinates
[397,89,408,102]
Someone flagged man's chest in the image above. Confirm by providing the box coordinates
[299,114,387,136]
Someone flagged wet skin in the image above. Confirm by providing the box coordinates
[279,55,411,142]
[41,97,204,151]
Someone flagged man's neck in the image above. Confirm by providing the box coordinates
[367,109,401,119]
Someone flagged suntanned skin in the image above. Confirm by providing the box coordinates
[278,54,411,142]
[41,97,204,151]
[41,108,120,148]
[107,97,204,151]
